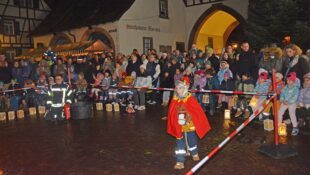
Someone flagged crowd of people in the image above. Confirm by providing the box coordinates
[0,42,309,134]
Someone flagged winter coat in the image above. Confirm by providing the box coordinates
[192,75,207,90]
[135,71,152,88]
[101,77,111,90]
[219,78,234,91]
[237,79,255,92]
[126,60,142,75]
[205,75,220,90]
[236,51,256,78]
[280,82,300,104]
[282,55,309,85]
[217,68,233,84]
[298,87,310,105]
[259,57,283,74]
[254,80,271,94]
[12,67,23,84]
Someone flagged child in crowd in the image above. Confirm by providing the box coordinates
[0,81,9,112]
[262,72,285,117]
[100,70,112,103]
[48,76,55,85]
[278,72,300,136]
[117,72,135,106]
[161,70,174,106]
[36,74,48,106]
[217,61,233,109]
[174,68,183,83]
[249,72,271,119]
[90,72,104,101]
[234,73,255,118]
[204,69,220,116]
[75,72,88,102]
[192,70,207,110]
[218,71,234,110]
[297,73,310,126]
[8,79,22,111]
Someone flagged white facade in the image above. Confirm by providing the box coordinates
[33,0,248,55]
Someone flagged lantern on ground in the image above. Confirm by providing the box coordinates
[17,110,24,119]
[106,103,113,112]
[29,107,37,116]
[224,109,231,120]
[263,119,274,131]
[96,103,103,111]
[278,123,287,136]
[0,112,6,121]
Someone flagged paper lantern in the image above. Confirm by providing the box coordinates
[96,103,103,111]
[202,94,209,104]
[229,96,237,108]
[113,103,120,112]
[278,123,287,136]
[263,119,274,131]
[0,112,6,121]
[8,111,15,120]
[38,106,46,115]
[224,109,231,120]
[249,96,259,108]
[29,107,37,116]
[17,110,25,119]
[106,104,113,112]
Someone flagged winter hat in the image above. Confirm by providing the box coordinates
[287,72,297,82]
[176,76,190,88]
[121,72,127,77]
[195,70,205,76]
[140,64,146,70]
[275,73,283,80]
[258,68,268,75]
[259,72,268,80]
[303,72,310,79]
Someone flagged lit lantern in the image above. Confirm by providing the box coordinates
[278,123,287,136]
[8,111,15,120]
[0,112,6,121]
[224,109,231,120]
[38,106,46,115]
[17,110,25,119]
[249,96,259,108]
[96,103,103,111]
[113,103,120,112]
[202,94,209,104]
[29,107,37,116]
[106,104,113,112]
[263,119,274,131]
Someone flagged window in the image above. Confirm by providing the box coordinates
[6,49,16,61]
[143,37,153,54]
[159,0,168,18]
[27,0,33,8]
[4,20,15,35]
[159,45,172,53]
[14,0,36,8]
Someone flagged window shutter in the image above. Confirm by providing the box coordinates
[15,21,20,35]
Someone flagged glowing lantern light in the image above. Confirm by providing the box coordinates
[224,109,231,120]
[278,123,287,136]
[263,119,274,131]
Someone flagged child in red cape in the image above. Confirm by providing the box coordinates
[167,76,211,169]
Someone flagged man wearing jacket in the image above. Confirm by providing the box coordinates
[45,74,72,121]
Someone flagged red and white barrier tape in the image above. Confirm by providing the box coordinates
[185,94,276,175]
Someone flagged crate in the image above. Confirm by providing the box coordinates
[8,111,15,120]
[38,106,46,115]
[29,107,37,116]
[96,103,103,111]
[17,110,25,119]
[113,103,120,112]
[0,112,6,121]
[263,119,274,131]
[106,104,113,112]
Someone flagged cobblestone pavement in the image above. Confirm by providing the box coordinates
[0,105,309,175]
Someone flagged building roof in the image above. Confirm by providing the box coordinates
[32,0,135,36]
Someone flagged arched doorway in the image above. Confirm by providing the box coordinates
[81,28,115,52]
[49,33,72,46]
[188,4,246,54]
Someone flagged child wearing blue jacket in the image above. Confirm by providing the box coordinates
[278,72,300,136]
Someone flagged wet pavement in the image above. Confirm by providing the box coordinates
[0,105,310,175]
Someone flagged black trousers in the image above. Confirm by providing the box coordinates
[45,106,64,121]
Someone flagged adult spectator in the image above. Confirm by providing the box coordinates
[0,54,12,90]
[259,46,284,74]
[53,58,67,78]
[282,44,310,85]
[126,54,142,75]
[236,42,257,79]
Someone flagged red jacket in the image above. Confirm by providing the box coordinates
[167,93,211,139]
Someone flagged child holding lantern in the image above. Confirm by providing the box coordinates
[167,76,211,170]
[278,72,300,136]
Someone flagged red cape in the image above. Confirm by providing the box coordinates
[167,94,211,139]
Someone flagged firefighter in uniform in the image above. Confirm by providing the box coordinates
[45,74,72,121]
